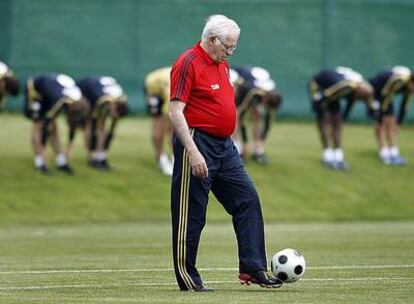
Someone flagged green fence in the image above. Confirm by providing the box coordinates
[1,0,414,120]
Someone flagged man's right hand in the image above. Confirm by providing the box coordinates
[188,148,208,178]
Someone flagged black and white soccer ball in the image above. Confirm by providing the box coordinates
[271,248,306,283]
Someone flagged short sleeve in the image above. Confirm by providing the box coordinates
[170,52,196,103]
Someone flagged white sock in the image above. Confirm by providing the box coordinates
[92,151,106,161]
[56,153,67,166]
[379,147,390,159]
[159,153,173,176]
[158,153,168,165]
[322,148,334,162]
[91,151,100,161]
[34,155,44,168]
[333,148,344,162]
[254,146,265,155]
[97,151,107,161]
[390,146,400,157]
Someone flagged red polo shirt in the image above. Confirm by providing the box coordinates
[170,42,236,138]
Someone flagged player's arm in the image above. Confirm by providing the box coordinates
[238,107,248,144]
[91,100,108,151]
[0,95,5,111]
[397,90,411,125]
[169,100,208,178]
[103,117,118,151]
[237,89,255,143]
[342,97,355,121]
[260,108,272,140]
[40,118,53,146]
[30,120,47,161]
[66,124,78,159]
[88,117,99,151]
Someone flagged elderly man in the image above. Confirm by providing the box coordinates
[369,66,414,165]
[144,67,174,176]
[169,15,282,292]
[77,76,128,170]
[309,67,373,170]
[24,74,89,174]
[0,61,20,111]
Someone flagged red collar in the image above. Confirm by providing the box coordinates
[193,41,217,65]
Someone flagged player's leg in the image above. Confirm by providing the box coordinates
[170,131,213,291]
[331,112,342,149]
[31,121,49,173]
[154,115,173,175]
[148,94,173,175]
[25,84,48,173]
[375,102,393,164]
[84,120,94,164]
[165,113,175,162]
[331,111,348,170]
[152,116,164,160]
[374,118,391,164]
[384,115,406,165]
[384,115,397,147]
[210,143,282,288]
[91,116,108,169]
[309,82,333,167]
[251,105,269,165]
[49,121,73,174]
[316,109,334,167]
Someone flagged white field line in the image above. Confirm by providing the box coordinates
[1,277,414,291]
[0,264,414,275]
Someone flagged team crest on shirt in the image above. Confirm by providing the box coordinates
[211,84,220,90]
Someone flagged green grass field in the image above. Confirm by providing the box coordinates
[1,114,414,302]
[0,114,413,224]
[0,222,413,303]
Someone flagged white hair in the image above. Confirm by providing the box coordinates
[201,15,240,42]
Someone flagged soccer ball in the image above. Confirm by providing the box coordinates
[271,248,306,283]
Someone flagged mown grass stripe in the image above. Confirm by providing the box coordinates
[1,277,413,291]
[1,264,413,275]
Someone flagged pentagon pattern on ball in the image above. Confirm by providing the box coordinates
[271,248,306,283]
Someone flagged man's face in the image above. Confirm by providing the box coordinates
[209,32,239,63]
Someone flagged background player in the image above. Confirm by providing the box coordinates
[232,66,282,165]
[0,61,20,111]
[144,67,174,176]
[24,74,89,174]
[309,67,373,170]
[77,76,128,170]
[368,66,414,165]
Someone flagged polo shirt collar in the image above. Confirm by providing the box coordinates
[194,41,216,65]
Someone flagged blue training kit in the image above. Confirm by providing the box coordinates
[171,128,267,291]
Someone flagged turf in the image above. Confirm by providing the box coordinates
[1,114,414,224]
[0,222,413,303]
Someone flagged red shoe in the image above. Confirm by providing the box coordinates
[239,271,283,288]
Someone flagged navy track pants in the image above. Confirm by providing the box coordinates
[171,129,267,290]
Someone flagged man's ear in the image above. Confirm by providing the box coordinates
[209,36,217,45]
